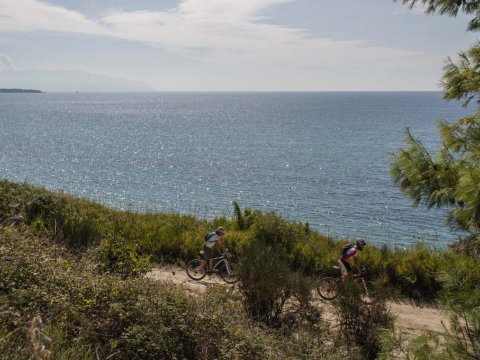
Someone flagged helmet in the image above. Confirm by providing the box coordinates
[216,226,225,235]
[356,238,366,249]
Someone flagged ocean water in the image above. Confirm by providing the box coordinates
[0,92,471,248]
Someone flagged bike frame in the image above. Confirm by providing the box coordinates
[203,252,234,276]
[186,249,238,284]
[317,265,372,302]
[213,257,234,275]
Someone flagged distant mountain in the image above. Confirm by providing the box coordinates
[0,70,154,92]
[0,88,42,93]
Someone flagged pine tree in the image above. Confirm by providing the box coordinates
[397,0,480,31]
[391,0,480,255]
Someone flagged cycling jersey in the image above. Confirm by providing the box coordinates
[338,245,359,275]
[205,234,220,248]
[340,246,358,261]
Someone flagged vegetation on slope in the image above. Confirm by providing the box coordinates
[1,178,478,301]
[1,223,390,359]
[0,178,479,358]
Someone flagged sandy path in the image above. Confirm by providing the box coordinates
[146,265,449,334]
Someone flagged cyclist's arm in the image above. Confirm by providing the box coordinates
[215,237,224,250]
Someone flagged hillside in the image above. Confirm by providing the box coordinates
[0,70,154,92]
[0,88,42,93]
[0,179,479,359]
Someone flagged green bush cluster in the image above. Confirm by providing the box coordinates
[0,227,344,359]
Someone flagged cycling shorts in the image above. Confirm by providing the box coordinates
[203,244,214,260]
[338,259,352,275]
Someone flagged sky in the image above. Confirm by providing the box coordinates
[0,0,479,91]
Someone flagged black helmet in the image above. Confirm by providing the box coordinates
[356,238,366,249]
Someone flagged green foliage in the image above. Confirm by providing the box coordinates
[237,213,319,327]
[0,227,338,359]
[381,256,480,359]
[392,0,480,256]
[98,234,152,278]
[386,14,480,360]
[379,331,450,360]
[437,256,480,359]
[2,179,480,302]
[233,201,246,230]
[386,243,442,300]
[232,201,258,231]
[333,283,393,360]
[442,46,480,105]
[390,94,480,255]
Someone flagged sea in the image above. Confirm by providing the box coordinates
[0,92,472,249]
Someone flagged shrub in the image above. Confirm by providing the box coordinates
[332,282,393,360]
[97,234,151,278]
[386,243,442,301]
[237,213,319,327]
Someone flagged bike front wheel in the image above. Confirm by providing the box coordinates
[186,259,207,281]
[317,277,340,300]
[218,261,239,284]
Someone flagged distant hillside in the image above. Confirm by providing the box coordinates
[0,88,42,93]
[0,70,154,92]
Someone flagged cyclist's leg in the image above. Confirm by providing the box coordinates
[204,245,214,271]
[197,245,211,271]
[339,259,352,284]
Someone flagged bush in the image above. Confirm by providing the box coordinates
[237,213,319,327]
[332,282,393,360]
[385,243,442,301]
[97,234,152,278]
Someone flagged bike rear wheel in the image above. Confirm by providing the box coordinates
[317,277,340,300]
[186,259,207,281]
[218,261,239,284]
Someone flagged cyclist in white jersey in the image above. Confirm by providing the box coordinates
[197,227,225,272]
[338,238,366,284]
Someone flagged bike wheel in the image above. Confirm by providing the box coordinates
[218,261,239,284]
[317,277,340,300]
[186,259,207,281]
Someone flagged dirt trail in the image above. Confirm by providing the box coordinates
[146,265,449,335]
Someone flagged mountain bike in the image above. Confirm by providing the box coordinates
[317,266,375,304]
[186,248,239,284]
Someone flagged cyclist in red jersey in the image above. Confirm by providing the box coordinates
[338,238,366,284]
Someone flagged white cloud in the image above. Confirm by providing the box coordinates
[0,0,432,86]
[0,0,110,35]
